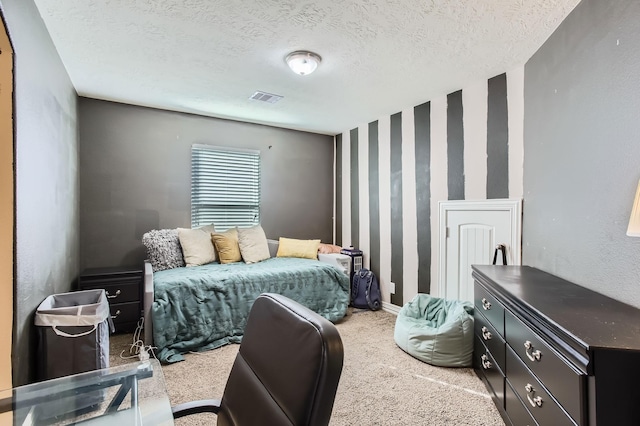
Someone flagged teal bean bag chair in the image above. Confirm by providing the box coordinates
[394,294,474,367]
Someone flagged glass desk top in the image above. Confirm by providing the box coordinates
[0,360,173,425]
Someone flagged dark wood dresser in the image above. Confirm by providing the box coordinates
[472,265,640,426]
[79,266,143,333]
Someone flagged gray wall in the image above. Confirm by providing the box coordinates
[1,0,79,385]
[524,0,640,307]
[79,98,334,269]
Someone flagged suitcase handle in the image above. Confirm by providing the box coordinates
[52,324,98,338]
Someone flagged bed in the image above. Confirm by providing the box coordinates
[143,237,350,363]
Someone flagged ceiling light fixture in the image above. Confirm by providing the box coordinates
[285,51,321,76]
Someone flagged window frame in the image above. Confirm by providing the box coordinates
[190,144,261,231]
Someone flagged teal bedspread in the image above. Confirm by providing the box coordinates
[152,257,350,363]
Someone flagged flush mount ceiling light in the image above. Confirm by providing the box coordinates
[285,51,322,76]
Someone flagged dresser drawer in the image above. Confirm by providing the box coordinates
[505,380,538,426]
[474,335,504,405]
[506,346,576,426]
[81,280,140,304]
[475,310,505,370]
[505,309,584,423]
[475,283,504,336]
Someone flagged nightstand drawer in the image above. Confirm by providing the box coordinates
[505,309,584,423]
[475,283,504,336]
[109,301,141,324]
[506,346,576,426]
[81,280,140,304]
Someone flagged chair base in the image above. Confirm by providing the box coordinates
[171,399,221,419]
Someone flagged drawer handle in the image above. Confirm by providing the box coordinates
[111,310,121,319]
[106,289,121,299]
[481,298,492,310]
[481,326,492,340]
[524,340,542,362]
[481,354,492,370]
[525,383,543,408]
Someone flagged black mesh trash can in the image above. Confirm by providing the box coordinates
[35,289,112,381]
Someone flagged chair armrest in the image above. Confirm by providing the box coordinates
[143,261,154,345]
[172,399,221,419]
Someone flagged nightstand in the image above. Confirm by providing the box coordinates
[78,266,143,333]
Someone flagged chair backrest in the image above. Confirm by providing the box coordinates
[216,293,344,426]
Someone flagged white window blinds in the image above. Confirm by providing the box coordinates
[191,144,260,231]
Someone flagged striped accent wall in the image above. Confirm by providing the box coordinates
[337,69,524,307]
[447,90,465,200]
[389,113,403,306]
[414,102,431,294]
[335,134,342,246]
[368,121,380,277]
[487,73,509,199]
[350,128,359,248]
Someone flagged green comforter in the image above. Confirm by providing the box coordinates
[152,257,350,363]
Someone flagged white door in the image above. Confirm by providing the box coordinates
[438,199,522,302]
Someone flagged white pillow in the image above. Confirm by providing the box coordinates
[237,225,271,264]
[178,224,217,267]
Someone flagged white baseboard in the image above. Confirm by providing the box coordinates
[382,301,401,315]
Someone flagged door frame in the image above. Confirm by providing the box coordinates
[0,10,14,392]
[437,199,522,298]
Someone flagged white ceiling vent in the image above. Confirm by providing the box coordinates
[249,91,283,104]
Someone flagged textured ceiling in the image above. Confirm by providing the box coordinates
[34,0,580,135]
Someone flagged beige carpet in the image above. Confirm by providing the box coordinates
[111,308,504,425]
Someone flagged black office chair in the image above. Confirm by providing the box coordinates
[171,293,344,426]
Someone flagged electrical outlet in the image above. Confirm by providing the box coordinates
[389,281,396,295]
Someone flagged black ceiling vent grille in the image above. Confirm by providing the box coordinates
[249,91,283,104]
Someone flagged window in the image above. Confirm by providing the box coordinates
[191,144,260,231]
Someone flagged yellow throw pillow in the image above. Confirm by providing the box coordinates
[211,228,242,264]
[276,237,321,260]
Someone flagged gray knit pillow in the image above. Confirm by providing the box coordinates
[142,229,185,271]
